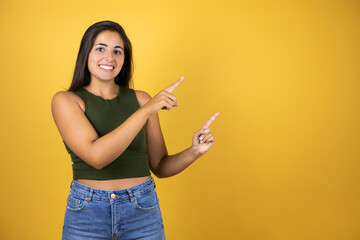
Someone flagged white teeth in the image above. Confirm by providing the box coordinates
[99,65,114,70]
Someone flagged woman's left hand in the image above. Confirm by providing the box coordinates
[191,112,220,156]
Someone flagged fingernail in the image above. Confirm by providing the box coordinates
[204,129,209,133]
[199,136,203,140]
[200,140,203,144]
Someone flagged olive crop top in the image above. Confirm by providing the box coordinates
[63,86,150,180]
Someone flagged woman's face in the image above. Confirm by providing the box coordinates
[87,30,125,83]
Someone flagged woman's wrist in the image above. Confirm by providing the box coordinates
[189,145,203,159]
[139,103,153,118]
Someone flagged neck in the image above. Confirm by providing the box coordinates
[85,79,119,97]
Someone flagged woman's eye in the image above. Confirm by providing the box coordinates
[96,48,104,52]
[114,50,122,55]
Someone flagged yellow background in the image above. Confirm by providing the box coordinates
[0,0,359,239]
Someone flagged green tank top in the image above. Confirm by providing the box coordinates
[63,86,150,180]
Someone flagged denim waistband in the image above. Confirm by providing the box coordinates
[69,176,156,202]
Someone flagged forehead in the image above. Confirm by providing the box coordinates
[93,30,124,47]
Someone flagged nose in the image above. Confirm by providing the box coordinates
[104,50,115,62]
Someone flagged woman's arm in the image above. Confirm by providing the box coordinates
[155,113,219,178]
[51,79,183,170]
[137,90,219,178]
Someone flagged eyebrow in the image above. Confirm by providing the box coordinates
[95,43,123,50]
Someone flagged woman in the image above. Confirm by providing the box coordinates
[51,20,219,240]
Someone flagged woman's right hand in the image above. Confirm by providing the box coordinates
[143,77,184,115]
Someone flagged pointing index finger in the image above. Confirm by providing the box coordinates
[164,77,184,93]
[202,112,220,129]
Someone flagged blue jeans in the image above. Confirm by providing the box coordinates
[62,176,165,240]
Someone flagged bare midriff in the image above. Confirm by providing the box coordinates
[77,176,150,191]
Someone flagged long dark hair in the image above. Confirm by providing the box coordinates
[68,20,133,91]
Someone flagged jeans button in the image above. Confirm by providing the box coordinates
[111,193,116,199]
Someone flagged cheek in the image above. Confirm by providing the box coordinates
[87,57,99,74]
[116,57,125,68]
[118,55,125,63]
[88,51,98,61]
[87,60,95,71]
[87,51,98,63]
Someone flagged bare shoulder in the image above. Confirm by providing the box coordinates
[51,90,99,166]
[134,90,152,107]
[51,90,85,112]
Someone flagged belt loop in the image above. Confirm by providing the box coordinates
[151,176,156,189]
[86,188,94,202]
[126,189,136,202]
[70,180,74,189]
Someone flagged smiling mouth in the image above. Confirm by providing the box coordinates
[98,64,115,70]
